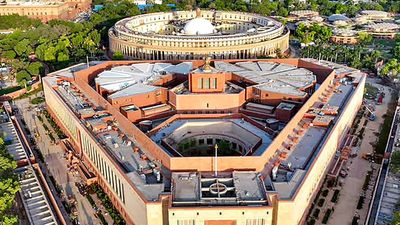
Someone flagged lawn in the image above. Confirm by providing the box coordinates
[364,83,379,100]
[31,96,45,104]
[375,91,398,155]
[0,86,21,95]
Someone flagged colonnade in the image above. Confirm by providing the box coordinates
[109,30,289,60]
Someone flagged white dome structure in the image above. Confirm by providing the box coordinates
[183,18,215,35]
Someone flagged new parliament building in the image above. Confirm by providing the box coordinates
[43,58,365,225]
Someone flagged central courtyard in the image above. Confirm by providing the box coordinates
[150,117,273,157]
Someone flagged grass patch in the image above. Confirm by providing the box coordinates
[313,208,320,219]
[357,196,365,209]
[364,83,379,99]
[91,184,125,225]
[331,189,340,203]
[31,96,45,104]
[308,218,316,225]
[322,209,332,224]
[352,216,359,225]
[14,83,42,100]
[313,189,322,204]
[318,198,325,207]
[363,170,372,191]
[375,91,398,155]
[86,194,96,207]
[0,86,22,95]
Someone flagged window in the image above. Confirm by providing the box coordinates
[207,138,213,145]
[199,139,205,145]
[232,142,237,149]
[204,78,210,89]
[213,78,217,89]
[198,78,203,89]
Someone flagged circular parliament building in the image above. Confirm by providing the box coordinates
[109,9,290,60]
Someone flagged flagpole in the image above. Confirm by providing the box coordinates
[214,144,218,177]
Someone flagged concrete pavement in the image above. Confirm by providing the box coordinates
[327,79,392,225]
[14,97,102,225]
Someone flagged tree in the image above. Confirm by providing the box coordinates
[57,52,70,62]
[14,39,33,57]
[26,62,43,76]
[44,46,57,62]
[0,15,41,30]
[358,32,373,46]
[295,23,332,44]
[112,51,124,60]
[1,50,16,59]
[0,138,20,224]
[394,45,400,60]
[390,151,400,173]
[392,211,400,225]
[380,59,400,77]
[15,70,31,88]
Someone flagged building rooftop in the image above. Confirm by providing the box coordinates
[290,10,319,17]
[284,126,327,170]
[215,61,315,97]
[360,10,389,17]
[95,62,193,93]
[45,58,366,206]
[108,83,160,99]
[328,14,350,22]
[0,0,64,6]
[171,171,268,206]
[365,22,400,31]
[333,28,358,37]
[51,78,166,201]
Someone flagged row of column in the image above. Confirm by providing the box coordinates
[117,45,284,60]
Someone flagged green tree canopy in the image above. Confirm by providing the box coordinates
[0,15,41,30]
[112,51,124,60]
[0,138,20,225]
[358,32,373,46]
[26,62,43,76]
[15,70,31,85]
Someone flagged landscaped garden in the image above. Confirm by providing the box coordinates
[90,184,125,225]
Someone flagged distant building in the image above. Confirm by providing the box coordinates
[135,0,162,5]
[364,22,400,39]
[355,10,392,23]
[331,29,358,44]
[289,10,319,20]
[328,14,351,26]
[0,0,91,22]
[109,9,289,59]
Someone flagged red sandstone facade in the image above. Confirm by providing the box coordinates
[0,0,91,22]
[43,59,366,225]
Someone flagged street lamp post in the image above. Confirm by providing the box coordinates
[214,144,218,177]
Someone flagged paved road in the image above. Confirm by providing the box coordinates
[14,98,103,225]
[328,81,392,225]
